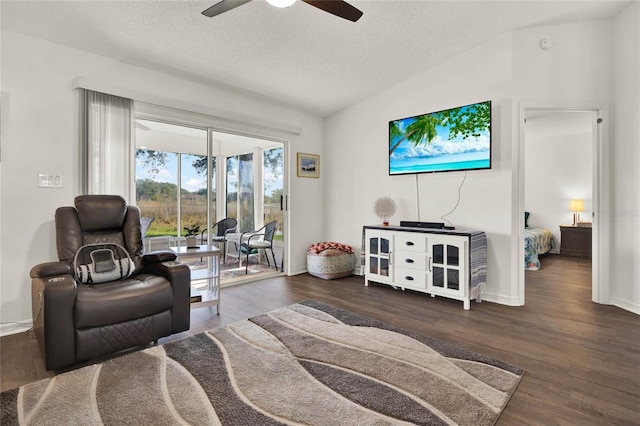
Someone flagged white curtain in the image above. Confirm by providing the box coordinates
[82,90,133,202]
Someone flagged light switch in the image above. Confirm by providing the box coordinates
[38,173,63,188]
[38,173,49,188]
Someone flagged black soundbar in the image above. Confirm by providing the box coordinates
[399,221,445,229]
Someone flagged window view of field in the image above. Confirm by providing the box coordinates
[136,146,283,241]
[136,190,206,237]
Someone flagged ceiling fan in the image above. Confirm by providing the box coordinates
[202,0,363,22]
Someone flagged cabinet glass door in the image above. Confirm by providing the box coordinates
[365,231,393,281]
[429,238,463,293]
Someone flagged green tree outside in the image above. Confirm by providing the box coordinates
[389,102,491,155]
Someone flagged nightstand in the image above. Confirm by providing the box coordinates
[559,225,592,257]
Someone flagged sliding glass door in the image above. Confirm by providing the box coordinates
[134,118,287,275]
[214,131,285,273]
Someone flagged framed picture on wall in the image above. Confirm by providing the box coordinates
[297,152,320,178]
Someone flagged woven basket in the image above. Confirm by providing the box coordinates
[307,248,355,280]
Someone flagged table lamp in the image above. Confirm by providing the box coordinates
[569,199,584,225]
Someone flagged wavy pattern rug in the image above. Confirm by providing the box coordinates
[1,300,523,425]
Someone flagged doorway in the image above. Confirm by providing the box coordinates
[518,106,606,305]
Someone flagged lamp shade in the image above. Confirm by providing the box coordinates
[569,199,584,212]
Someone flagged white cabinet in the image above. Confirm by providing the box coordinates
[364,226,483,310]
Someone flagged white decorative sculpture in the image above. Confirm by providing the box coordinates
[373,197,397,226]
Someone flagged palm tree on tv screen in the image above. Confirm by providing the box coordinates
[389,102,490,155]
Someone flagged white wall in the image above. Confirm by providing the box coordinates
[325,33,517,305]
[524,112,593,250]
[513,20,613,106]
[0,30,325,329]
[611,2,640,313]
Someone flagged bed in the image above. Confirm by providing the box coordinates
[525,227,554,270]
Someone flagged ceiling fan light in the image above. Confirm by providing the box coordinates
[266,0,296,8]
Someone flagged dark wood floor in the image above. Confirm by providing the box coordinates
[2,255,639,424]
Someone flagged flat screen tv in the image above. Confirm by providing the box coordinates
[389,100,491,175]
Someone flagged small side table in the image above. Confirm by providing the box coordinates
[559,225,592,257]
[171,244,220,313]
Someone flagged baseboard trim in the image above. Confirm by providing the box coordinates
[289,266,308,276]
[480,292,522,306]
[610,297,640,316]
[0,320,33,337]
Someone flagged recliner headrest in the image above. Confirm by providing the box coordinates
[75,195,127,232]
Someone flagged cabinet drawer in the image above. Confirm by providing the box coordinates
[395,233,426,252]
[563,233,590,247]
[395,250,427,270]
[394,267,427,289]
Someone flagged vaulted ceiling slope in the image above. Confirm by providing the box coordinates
[1,1,632,117]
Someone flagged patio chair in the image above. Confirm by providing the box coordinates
[201,218,237,259]
[239,220,278,274]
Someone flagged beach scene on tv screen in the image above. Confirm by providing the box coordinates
[389,101,491,174]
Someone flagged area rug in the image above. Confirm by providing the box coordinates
[0,300,523,425]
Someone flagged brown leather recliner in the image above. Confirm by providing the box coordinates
[30,195,191,371]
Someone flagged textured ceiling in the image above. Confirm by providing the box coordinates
[1,0,631,117]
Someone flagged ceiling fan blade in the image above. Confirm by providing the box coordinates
[301,0,363,22]
[202,0,252,18]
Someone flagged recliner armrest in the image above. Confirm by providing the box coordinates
[30,261,72,279]
[143,251,177,264]
[142,260,191,334]
[31,273,77,370]
[142,259,188,278]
